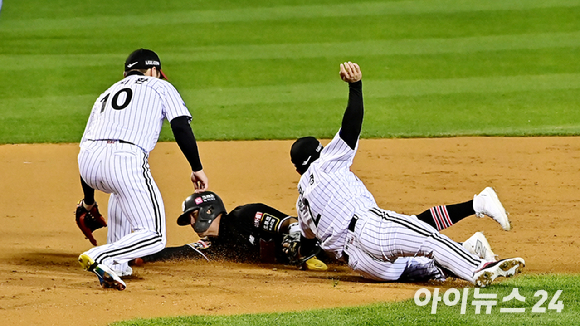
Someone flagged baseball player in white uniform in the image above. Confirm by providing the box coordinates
[290,62,525,287]
[75,49,208,290]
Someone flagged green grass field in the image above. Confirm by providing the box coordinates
[1,0,580,143]
[112,275,580,326]
[1,0,579,325]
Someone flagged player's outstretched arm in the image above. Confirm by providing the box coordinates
[338,62,364,150]
[170,116,208,192]
[134,243,209,264]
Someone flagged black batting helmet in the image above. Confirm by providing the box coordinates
[177,191,227,233]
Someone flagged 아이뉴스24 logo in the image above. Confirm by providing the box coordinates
[414,287,563,314]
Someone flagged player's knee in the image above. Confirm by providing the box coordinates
[158,233,167,248]
[142,230,166,249]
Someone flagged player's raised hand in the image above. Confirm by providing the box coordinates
[191,170,209,193]
[340,62,361,83]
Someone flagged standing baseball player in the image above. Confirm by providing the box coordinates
[289,62,525,287]
[135,191,327,271]
[75,48,208,290]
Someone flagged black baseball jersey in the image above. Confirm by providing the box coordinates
[140,203,294,264]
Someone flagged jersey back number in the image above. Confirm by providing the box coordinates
[100,88,133,113]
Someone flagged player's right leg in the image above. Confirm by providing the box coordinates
[106,194,133,277]
[415,201,473,231]
[414,187,511,231]
[462,232,498,262]
[87,142,167,268]
[78,142,166,288]
[357,209,524,285]
[343,238,407,281]
[344,240,445,282]
[78,253,126,290]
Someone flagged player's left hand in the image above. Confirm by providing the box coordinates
[339,62,362,83]
[75,201,107,246]
[191,170,209,193]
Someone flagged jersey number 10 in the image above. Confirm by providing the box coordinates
[100,88,133,113]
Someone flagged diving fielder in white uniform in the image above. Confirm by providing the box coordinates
[289,62,525,287]
[75,49,208,290]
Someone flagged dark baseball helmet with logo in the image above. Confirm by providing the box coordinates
[177,191,227,233]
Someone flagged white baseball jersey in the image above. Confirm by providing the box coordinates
[296,131,376,259]
[81,75,191,153]
[296,131,484,282]
[78,73,192,275]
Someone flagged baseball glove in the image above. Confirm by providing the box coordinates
[282,232,321,267]
[282,232,301,264]
[75,201,107,246]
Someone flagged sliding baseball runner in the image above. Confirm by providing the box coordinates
[135,191,327,271]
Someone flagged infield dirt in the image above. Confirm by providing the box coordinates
[1,138,579,325]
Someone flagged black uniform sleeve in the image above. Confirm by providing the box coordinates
[338,80,363,150]
[80,176,95,205]
[231,203,292,237]
[170,116,203,171]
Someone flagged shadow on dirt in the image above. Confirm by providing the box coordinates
[4,250,80,268]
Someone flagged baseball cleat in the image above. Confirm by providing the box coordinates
[112,265,133,277]
[303,256,328,271]
[78,253,97,271]
[462,232,498,262]
[78,253,127,291]
[473,257,525,287]
[474,187,511,231]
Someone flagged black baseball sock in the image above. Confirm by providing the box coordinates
[416,200,475,231]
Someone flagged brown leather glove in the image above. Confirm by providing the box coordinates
[75,201,107,246]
